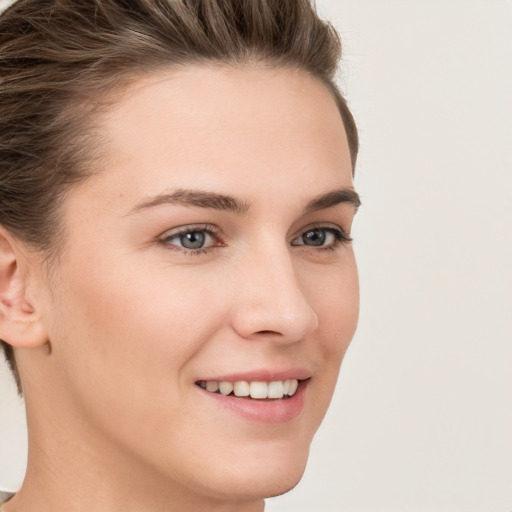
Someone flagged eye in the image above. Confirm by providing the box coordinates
[291,226,351,249]
[159,224,222,253]
[175,230,208,250]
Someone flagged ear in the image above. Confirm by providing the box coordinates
[0,226,48,349]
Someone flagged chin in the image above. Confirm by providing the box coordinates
[214,468,307,502]
[201,444,311,501]
[259,467,306,499]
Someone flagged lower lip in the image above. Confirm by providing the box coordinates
[196,380,309,424]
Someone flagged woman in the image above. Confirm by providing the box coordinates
[0,0,360,510]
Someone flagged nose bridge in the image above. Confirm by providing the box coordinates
[231,239,319,343]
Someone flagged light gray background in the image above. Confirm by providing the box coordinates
[1,1,511,510]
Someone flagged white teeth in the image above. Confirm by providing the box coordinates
[200,379,301,399]
[268,380,284,399]
[233,381,250,397]
[206,381,219,393]
[218,381,233,396]
[249,381,268,399]
[288,379,298,396]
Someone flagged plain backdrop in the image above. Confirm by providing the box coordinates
[1,1,511,510]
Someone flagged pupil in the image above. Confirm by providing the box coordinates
[180,231,205,249]
[303,229,325,246]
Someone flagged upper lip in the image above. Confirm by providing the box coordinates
[196,368,312,383]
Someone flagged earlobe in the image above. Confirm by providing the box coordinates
[0,226,48,349]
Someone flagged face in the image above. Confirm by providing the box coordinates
[35,66,359,504]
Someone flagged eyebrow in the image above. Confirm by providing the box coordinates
[127,188,251,215]
[304,188,361,214]
[127,187,361,216]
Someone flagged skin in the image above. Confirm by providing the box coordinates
[0,65,359,512]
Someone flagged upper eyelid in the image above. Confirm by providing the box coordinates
[159,223,221,239]
[291,222,349,238]
[159,222,348,236]
[159,222,346,236]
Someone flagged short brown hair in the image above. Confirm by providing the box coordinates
[0,0,358,395]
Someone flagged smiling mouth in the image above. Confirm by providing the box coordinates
[195,379,305,400]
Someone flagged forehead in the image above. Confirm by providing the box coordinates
[81,65,353,209]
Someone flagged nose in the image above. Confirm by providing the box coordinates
[229,246,319,344]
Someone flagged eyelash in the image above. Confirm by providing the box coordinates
[294,224,353,252]
[158,224,223,256]
[158,223,352,256]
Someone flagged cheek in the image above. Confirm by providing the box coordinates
[299,253,359,422]
[46,253,233,459]
[48,248,230,414]
[307,253,359,352]
[54,260,223,370]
